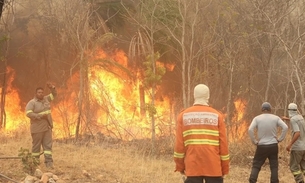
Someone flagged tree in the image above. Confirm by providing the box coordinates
[0,0,14,129]
[43,0,112,140]
[0,0,4,18]
[123,0,169,153]
[159,0,209,108]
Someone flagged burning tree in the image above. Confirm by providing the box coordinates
[122,0,171,153]
[42,0,115,140]
[0,0,14,129]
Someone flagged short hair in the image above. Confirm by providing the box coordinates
[36,87,44,92]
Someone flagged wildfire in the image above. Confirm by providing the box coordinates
[229,99,248,141]
[1,67,27,132]
[2,49,175,140]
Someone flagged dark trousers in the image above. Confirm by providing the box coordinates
[249,143,279,183]
[185,176,223,183]
[31,129,53,163]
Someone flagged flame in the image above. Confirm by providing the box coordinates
[229,99,248,141]
[2,58,249,142]
[2,49,174,140]
[156,61,175,71]
[1,67,27,132]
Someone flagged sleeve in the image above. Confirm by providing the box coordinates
[248,118,258,144]
[25,101,40,120]
[291,119,300,133]
[173,113,185,172]
[277,118,288,142]
[47,87,57,101]
[218,113,230,175]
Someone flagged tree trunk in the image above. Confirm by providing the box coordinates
[139,85,145,116]
[75,51,85,141]
[0,0,4,18]
[0,72,7,129]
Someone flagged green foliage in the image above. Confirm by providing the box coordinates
[0,35,10,59]
[0,35,10,42]
[145,103,157,117]
[18,147,40,175]
[143,52,166,87]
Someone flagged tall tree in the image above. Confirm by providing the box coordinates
[123,0,168,153]
[44,0,111,140]
[0,0,4,18]
[160,0,208,108]
[0,0,14,129]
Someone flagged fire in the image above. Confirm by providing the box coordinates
[0,49,174,140]
[229,99,248,141]
[1,67,27,132]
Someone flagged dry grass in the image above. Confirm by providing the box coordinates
[0,130,296,183]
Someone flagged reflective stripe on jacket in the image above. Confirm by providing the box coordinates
[25,88,57,133]
[174,105,229,176]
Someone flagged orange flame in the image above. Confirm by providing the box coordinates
[1,67,27,132]
[0,49,174,140]
[229,99,248,141]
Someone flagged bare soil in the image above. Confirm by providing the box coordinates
[0,131,295,183]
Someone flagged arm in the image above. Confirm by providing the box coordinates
[219,114,229,176]
[174,113,185,173]
[277,118,288,142]
[25,100,44,120]
[248,119,258,145]
[46,83,57,101]
[286,132,300,152]
[286,119,300,151]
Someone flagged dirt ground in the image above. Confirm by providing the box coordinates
[0,133,298,183]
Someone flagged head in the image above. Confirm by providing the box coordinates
[261,102,271,113]
[288,103,298,118]
[193,84,210,106]
[35,87,44,100]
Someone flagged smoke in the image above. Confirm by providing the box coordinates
[1,0,180,112]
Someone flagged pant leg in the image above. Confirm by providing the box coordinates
[249,145,268,183]
[300,151,305,175]
[185,176,203,183]
[268,144,279,183]
[205,176,223,183]
[42,129,53,163]
[31,132,43,159]
[290,151,304,183]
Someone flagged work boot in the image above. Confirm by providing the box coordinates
[45,162,54,169]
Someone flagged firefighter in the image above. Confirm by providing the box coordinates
[248,102,288,183]
[285,103,305,183]
[25,82,57,168]
[174,84,230,183]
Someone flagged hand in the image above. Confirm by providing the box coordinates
[286,145,292,152]
[46,82,55,89]
[281,116,290,121]
[37,113,47,120]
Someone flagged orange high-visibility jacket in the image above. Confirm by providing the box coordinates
[174,105,229,176]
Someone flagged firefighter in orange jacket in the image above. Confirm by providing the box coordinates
[174,84,230,183]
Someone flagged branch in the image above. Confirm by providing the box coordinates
[0,172,20,183]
